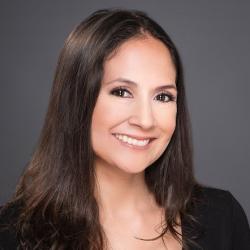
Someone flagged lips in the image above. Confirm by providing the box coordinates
[113,134,153,149]
[112,133,155,141]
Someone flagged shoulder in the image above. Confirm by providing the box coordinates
[192,186,250,249]
[198,186,249,221]
[198,186,239,211]
[0,202,21,249]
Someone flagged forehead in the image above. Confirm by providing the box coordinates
[102,36,176,87]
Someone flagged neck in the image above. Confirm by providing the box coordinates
[94,159,157,219]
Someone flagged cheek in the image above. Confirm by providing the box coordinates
[156,106,177,136]
[91,94,126,134]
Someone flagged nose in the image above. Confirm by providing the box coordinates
[128,99,155,130]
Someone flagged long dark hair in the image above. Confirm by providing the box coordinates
[7,8,201,249]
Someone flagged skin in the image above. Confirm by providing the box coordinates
[91,35,182,249]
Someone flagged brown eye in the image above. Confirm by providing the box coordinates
[155,92,176,103]
[110,87,132,98]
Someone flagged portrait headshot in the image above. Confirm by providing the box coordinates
[0,1,250,250]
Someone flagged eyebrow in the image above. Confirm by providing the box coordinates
[104,77,177,92]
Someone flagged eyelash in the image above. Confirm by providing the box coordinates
[109,87,177,103]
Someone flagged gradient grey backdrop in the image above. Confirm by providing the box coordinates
[1,1,249,221]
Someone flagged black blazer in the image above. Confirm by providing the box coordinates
[0,187,250,249]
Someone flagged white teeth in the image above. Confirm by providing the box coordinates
[114,134,150,146]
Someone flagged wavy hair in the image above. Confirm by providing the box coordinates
[7,8,201,249]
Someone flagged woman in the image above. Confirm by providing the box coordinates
[0,8,249,250]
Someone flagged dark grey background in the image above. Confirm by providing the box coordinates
[1,1,249,221]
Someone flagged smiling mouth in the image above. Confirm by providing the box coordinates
[112,133,155,148]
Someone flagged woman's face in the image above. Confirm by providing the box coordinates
[91,35,177,174]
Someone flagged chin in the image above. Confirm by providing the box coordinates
[114,162,149,175]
